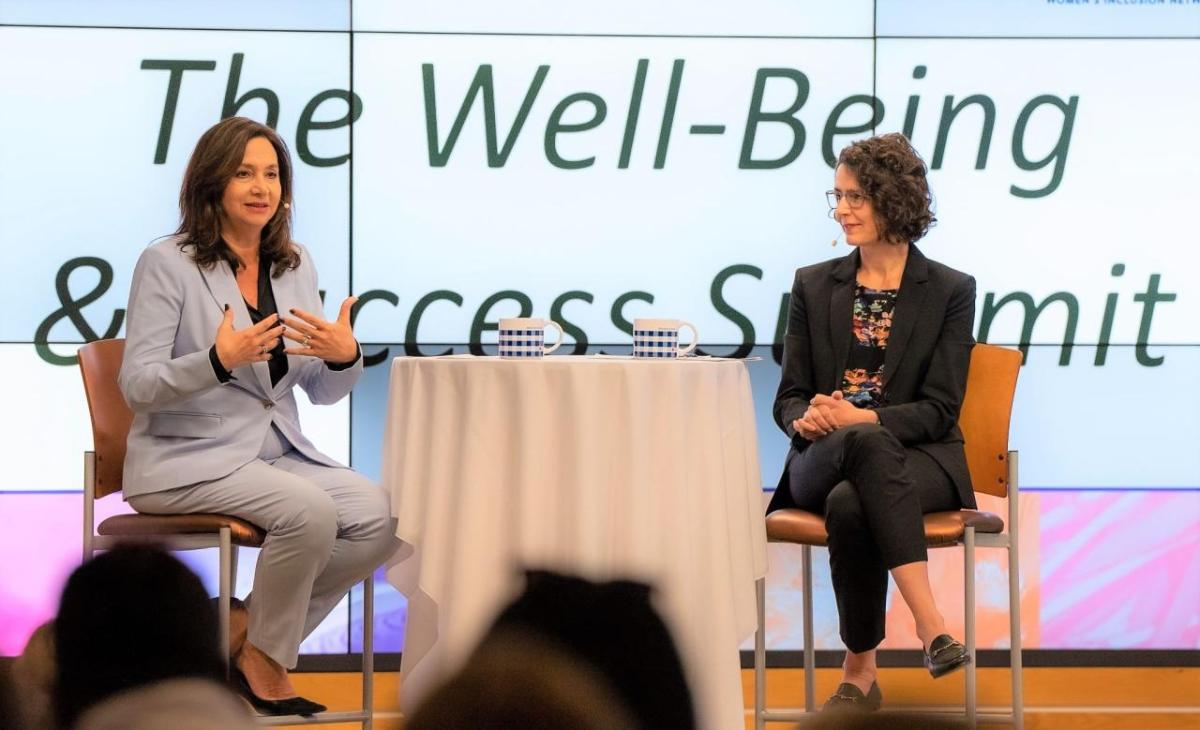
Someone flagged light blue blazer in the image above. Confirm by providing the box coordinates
[118,236,362,498]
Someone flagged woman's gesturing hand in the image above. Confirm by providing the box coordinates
[282,297,359,364]
[214,307,283,372]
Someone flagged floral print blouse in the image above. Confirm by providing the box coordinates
[841,284,898,408]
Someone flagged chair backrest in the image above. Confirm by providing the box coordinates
[958,343,1022,498]
[77,339,132,498]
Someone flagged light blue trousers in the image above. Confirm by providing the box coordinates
[130,449,397,668]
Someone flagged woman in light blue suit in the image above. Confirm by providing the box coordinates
[120,117,396,716]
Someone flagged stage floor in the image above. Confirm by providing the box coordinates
[282,666,1200,729]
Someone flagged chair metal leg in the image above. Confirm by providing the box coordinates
[802,545,815,713]
[1008,451,1024,730]
[230,545,240,593]
[83,451,96,561]
[964,526,977,729]
[362,574,375,730]
[219,526,232,674]
[754,576,766,730]
[228,544,240,680]
[756,545,819,726]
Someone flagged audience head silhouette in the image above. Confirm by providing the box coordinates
[53,544,223,728]
[411,570,695,730]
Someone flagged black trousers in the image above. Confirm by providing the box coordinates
[786,423,961,653]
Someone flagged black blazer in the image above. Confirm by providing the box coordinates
[767,244,978,513]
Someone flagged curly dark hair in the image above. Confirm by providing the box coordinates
[837,133,936,244]
[175,116,299,275]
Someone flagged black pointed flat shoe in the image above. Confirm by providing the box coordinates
[822,681,882,712]
[231,667,327,716]
[924,634,972,678]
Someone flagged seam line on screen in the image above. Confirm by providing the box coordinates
[1,25,1196,41]
[0,24,869,38]
[0,23,351,33]
[871,1,877,133]
[878,35,1200,41]
[10,342,1200,348]
[347,0,357,474]
[336,31,1200,41]
[346,0,356,655]
[298,30,877,39]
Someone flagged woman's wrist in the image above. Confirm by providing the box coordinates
[325,342,362,370]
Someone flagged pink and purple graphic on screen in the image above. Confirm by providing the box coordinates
[1038,491,1199,649]
[3,490,1197,655]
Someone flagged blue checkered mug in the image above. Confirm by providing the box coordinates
[498,317,564,358]
[632,318,699,358]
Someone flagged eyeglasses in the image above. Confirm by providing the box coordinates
[826,190,869,210]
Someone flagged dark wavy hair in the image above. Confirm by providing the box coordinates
[176,116,299,275]
[837,133,936,244]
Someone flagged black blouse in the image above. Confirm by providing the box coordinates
[207,259,359,385]
[208,259,286,386]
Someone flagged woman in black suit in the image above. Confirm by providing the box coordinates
[770,133,976,710]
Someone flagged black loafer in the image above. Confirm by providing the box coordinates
[822,681,882,712]
[924,634,972,678]
[231,667,327,716]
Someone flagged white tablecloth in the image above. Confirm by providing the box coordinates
[382,356,768,730]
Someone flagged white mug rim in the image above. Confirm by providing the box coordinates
[498,317,548,328]
[633,318,683,329]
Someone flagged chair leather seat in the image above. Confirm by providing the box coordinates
[766,508,1005,548]
[766,509,829,546]
[922,509,1005,546]
[97,513,266,547]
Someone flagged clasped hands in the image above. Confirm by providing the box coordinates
[214,297,359,372]
[792,391,878,441]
